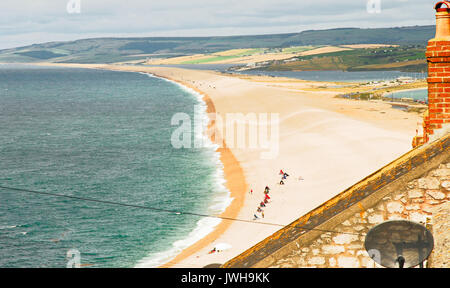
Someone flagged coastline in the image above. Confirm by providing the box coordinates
[29,63,421,268]
[146,73,249,268]
[29,62,249,268]
[133,66,420,268]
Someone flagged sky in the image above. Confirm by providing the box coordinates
[0,0,439,49]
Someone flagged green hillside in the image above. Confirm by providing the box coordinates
[0,26,435,64]
[259,45,428,72]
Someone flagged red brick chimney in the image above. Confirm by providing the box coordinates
[415,1,450,147]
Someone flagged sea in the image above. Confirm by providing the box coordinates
[387,88,428,102]
[148,64,427,83]
[232,70,427,83]
[0,64,230,268]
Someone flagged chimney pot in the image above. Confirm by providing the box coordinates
[434,1,450,40]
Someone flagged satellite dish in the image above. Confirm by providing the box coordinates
[364,220,434,268]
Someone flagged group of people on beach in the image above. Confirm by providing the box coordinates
[252,169,291,220]
[279,170,289,185]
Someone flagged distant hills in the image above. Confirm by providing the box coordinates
[0,25,435,64]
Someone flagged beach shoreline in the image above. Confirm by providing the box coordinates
[29,63,421,268]
[28,62,249,268]
[145,73,249,268]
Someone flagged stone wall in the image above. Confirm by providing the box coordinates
[270,163,450,268]
[429,201,450,267]
[223,134,449,268]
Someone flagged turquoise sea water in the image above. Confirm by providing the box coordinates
[388,88,427,102]
[234,70,427,83]
[144,65,427,83]
[0,64,229,268]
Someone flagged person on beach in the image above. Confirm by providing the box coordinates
[260,201,266,207]
[257,207,264,219]
[264,186,270,194]
[283,172,289,178]
[280,179,284,185]
[279,170,284,175]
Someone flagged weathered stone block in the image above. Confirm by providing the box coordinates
[337,256,360,268]
[408,189,424,199]
[387,202,404,214]
[422,205,435,214]
[322,245,345,254]
[441,181,450,191]
[427,190,446,200]
[418,177,441,189]
[388,214,405,221]
[368,214,384,224]
[332,234,359,245]
[308,257,325,265]
[410,212,426,223]
[427,200,441,205]
[405,204,420,211]
[348,244,362,250]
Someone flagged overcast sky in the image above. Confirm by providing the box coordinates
[0,0,439,49]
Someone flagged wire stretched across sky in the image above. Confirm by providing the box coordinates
[0,184,365,237]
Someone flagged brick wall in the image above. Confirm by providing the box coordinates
[425,40,450,142]
[270,163,450,268]
[416,4,450,147]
